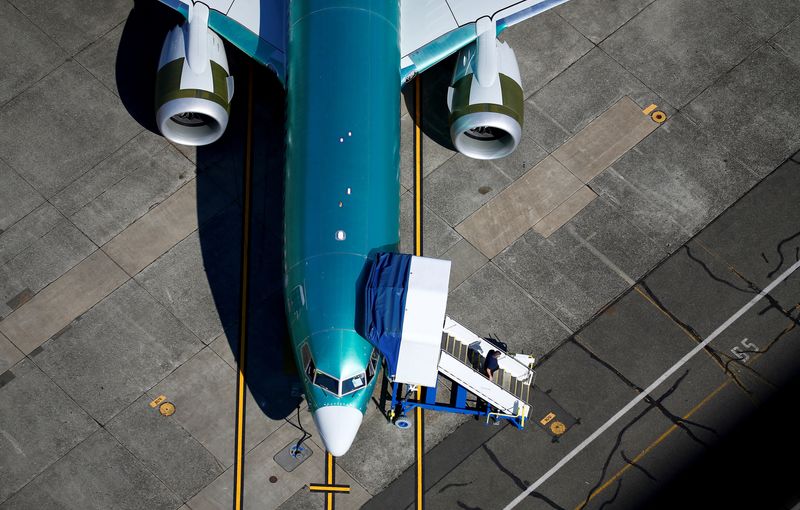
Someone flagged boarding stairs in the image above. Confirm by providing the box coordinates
[437,317,535,421]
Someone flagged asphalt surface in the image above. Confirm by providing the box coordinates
[1,0,799,509]
[366,157,800,510]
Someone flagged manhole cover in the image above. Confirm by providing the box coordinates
[550,421,566,436]
[651,111,667,123]
[159,402,176,416]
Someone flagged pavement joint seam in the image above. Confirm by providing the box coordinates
[488,259,574,337]
[2,357,103,504]
[58,142,178,221]
[138,344,261,470]
[506,258,800,508]
[590,188,673,256]
[49,125,147,203]
[571,336,723,443]
[599,16,768,110]
[572,370,710,510]
[633,280,759,401]
[0,420,98,507]
[0,206,71,270]
[443,237,488,295]
[105,422,188,505]
[130,273,214,347]
[20,273,208,431]
[0,2,69,109]
[525,98,573,148]
[518,15,594,101]
[564,223,635,285]
[689,240,800,384]
[576,376,733,510]
[578,306,800,507]
[70,18,129,96]
[694,233,800,315]
[569,0,659,48]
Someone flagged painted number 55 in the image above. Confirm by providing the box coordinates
[730,338,758,364]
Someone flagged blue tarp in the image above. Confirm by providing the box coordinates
[363,252,412,378]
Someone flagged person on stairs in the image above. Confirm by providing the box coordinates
[484,350,501,380]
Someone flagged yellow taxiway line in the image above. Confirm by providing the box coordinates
[326,452,335,510]
[413,74,425,510]
[233,61,255,510]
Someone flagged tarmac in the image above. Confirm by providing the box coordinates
[1,0,799,509]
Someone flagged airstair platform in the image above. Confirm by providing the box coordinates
[363,252,537,429]
[438,317,534,419]
[388,317,537,430]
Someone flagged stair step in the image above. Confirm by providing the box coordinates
[446,336,455,355]
[440,334,537,407]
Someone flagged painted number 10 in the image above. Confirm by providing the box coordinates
[730,338,758,364]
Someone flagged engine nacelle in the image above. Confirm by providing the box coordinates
[447,36,523,160]
[155,3,233,146]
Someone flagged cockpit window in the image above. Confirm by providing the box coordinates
[366,349,380,384]
[305,360,315,380]
[301,343,312,374]
[341,372,366,395]
[304,347,379,396]
[314,370,339,395]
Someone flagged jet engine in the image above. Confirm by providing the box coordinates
[447,22,523,160]
[155,3,234,146]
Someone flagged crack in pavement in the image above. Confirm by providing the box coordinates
[620,450,656,482]
[577,371,708,510]
[766,228,800,279]
[438,481,472,494]
[637,278,755,397]
[687,244,800,389]
[573,339,718,444]
[596,478,622,510]
[482,443,567,510]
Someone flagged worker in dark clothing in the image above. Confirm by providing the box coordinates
[484,350,501,380]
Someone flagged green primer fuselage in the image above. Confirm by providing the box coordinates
[284,1,400,412]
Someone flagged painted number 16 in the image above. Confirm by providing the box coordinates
[730,338,758,364]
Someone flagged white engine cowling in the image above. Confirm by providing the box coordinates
[447,36,523,160]
[155,3,234,146]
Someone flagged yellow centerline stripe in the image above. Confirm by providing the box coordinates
[633,285,753,397]
[581,276,799,507]
[233,62,255,510]
[414,76,423,256]
[413,75,425,510]
[573,379,732,510]
[326,452,334,510]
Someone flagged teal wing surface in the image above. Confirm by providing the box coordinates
[157,0,287,84]
[399,0,571,83]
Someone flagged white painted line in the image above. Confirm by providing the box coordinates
[566,224,635,286]
[504,259,800,509]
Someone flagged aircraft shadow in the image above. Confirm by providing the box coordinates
[117,1,301,422]
[402,53,458,151]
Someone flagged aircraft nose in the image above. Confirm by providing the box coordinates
[312,406,363,457]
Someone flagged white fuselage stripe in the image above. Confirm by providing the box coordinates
[504,258,800,509]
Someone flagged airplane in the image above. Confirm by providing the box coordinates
[152,0,570,457]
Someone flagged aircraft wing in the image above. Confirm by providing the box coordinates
[157,0,287,84]
[400,0,570,83]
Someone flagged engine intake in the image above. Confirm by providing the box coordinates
[155,4,233,146]
[447,39,523,160]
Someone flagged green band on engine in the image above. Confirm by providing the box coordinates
[449,73,524,127]
[210,61,229,101]
[155,58,230,113]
